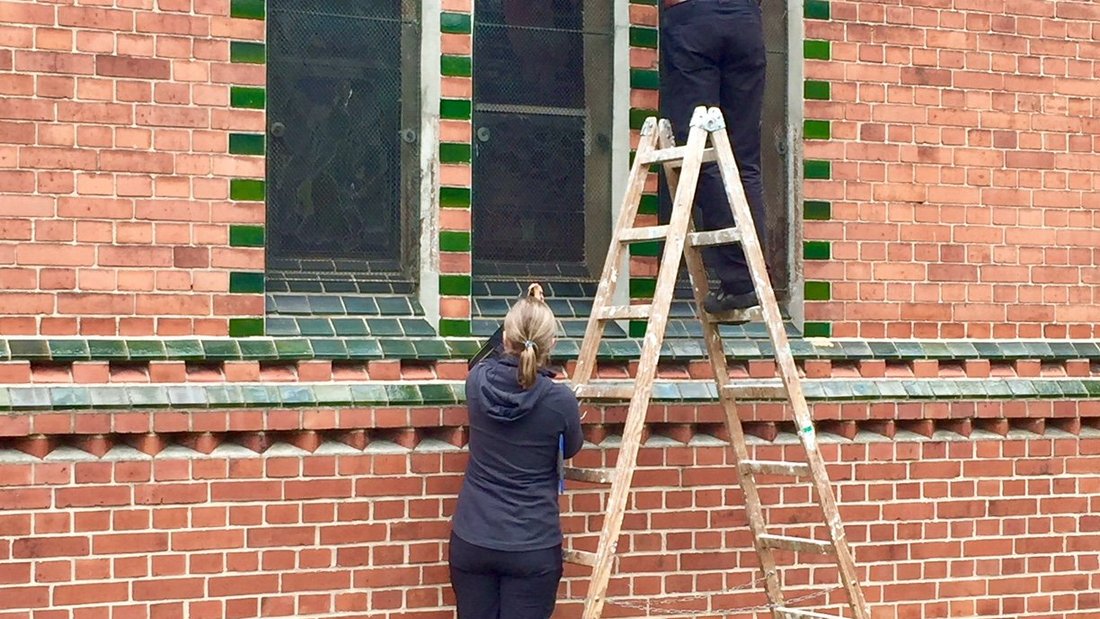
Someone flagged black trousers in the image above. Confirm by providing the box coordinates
[449,533,563,619]
[660,0,767,295]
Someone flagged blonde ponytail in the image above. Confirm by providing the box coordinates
[503,283,556,390]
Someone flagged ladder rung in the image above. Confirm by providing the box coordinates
[563,549,597,567]
[688,227,741,247]
[638,145,717,165]
[759,534,835,555]
[619,225,669,242]
[739,460,810,478]
[573,384,634,400]
[563,466,616,484]
[721,379,787,401]
[595,304,651,321]
[775,608,847,619]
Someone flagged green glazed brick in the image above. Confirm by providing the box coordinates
[804,80,831,100]
[440,142,472,163]
[230,41,265,64]
[805,281,831,301]
[638,193,659,215]
[229,133,264,155]
[440,98,472,120]
[630,241,661,257]
[629,320,647,338]
[803,241,831,261]
[438,319,471,337]
[441,55,472,77]
[804,200,831,220]
[230,179,265,201]
[629,27,658,49]
[229,272,264,294]
[630,69,660,90]
[804,160,831,180]
[629,0,659,5]
[230,0,264,20]
[630,277,657,298]
[441,12,472,34]
[440,187,471,208]
[229,225,264,247]
[229,318,264,337]
[439,275,472,297]
[439,230,471,252]
[630,108,658,130]
[230,86,265,109]
[804,119,830,140]
[804,40,830,61]
[804,322,832,338]
[805,0,830,20]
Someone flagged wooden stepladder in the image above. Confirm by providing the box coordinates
[562,107,870,619]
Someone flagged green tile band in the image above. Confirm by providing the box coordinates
[230,179,265,201]
[441,55,472,77]
[228,318,264,337]
[439,230,471,252]
[229,133,264,156]
[440,187,471,208]
[229,272,264,294]
[804,160,831,180]
[803,322,832,338]
[440,142,472,164]
[804,241,831,261]
[630,241,661,257]
[229,225,264,248]
[804,200,831,220]
[804,80,831,101]
[629,27,658,49]
[230,41,265,64]
[804,119,830,140]
[439,275,472,297]
[638,194,659,215]
[438,319,472,337]
[805,0,830,20]
[230,86,265,109]
[630,277,657,298]
[630,69,660,90]
[630,108,658,131]
[441,12,472,34]
[804,40,830,61]
[230,0,264,20]
[805,281,831,301]
[440,98,472,120]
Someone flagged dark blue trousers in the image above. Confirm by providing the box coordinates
[660,0,767,295]
[449,533,563,619]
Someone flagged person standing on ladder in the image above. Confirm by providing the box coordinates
[660,0,768,314]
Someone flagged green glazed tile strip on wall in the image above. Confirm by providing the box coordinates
[229,225,264,248]
[438,319,471,337]
[230,86,265,109]
[439,275,472,297]
[229,133,264,156]
[440,143,471,164]
[630,108,659,130]
[229,318,264,337]
[630,27,658,49]
[230,179,265,202]
[805,0,830,20]
[630,69,660,90]
[804,201,831,220]
[804,40,830,61]
[440,99,472,120]
[441,55,472,77]
[230,41,265,64]
[439,231,471,252]
[638,194,659,215]
[803,322,832,338]
[440,187,471,208]
[230,0,264,20]
[229,272,265,294]
[440,12,472,34]
[804,160,831,180]
[630,241,661,258]
[804,119,830,140]
[804,80,831,101]
[804,241,831,261]
[630,277,657,298]
[805,281,831,301]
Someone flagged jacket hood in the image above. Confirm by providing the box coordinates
[475,356,556,422]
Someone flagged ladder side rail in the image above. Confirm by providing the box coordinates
[580,112,713,619]
[572,119,662,387]
[657,116,787,612]
[707,109,870,619]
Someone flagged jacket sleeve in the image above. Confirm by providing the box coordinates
[559,388,584,459]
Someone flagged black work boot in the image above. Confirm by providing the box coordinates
[703,289,759,315]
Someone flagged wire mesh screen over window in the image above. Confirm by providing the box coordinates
[267,0,412,274]
[472,0,613,279]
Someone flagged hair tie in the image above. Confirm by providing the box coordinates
[524,340,536,351]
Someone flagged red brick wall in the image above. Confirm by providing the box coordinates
[803,0,1100,339]
[1,432,1097,618]
[0,0,263,336]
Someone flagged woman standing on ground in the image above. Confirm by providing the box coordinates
[449,284,585,618]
